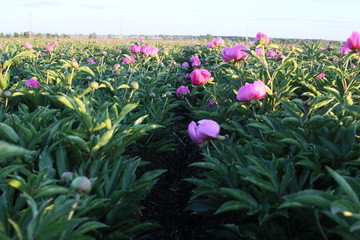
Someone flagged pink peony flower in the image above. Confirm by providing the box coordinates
[276,53,284,61]
[25,78,41,88]
[254,32,270,46]
[191,59,201,67]
[189,69,211,86]
[236,80,267,102]
[316,73,326,80]
[347,31,360,51]
[188,119,220,144]
[221,44,249,62]
[190,55,200,63]
[182,62,189,68]
[44,45,53,52]
[205,42,215,48]
[86,58,96,64]
[212,37,225,46]
[267,50,277,57]
[121,55,135,64]
[176,86,190,97]
[255,48,264,56]
[23,43,32,49]
[340,44,351,56]
[51,41,58,46]
[130,45,141,53]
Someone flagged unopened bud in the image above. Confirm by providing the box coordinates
[71,176,92,194]
[89,81,99,90]
[131,81,139,90]
[2,90,12,98]
[61,171,74,183]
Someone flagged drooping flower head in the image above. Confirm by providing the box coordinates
[188,119,220,144]
[189,69,211,86]
[254,32,270,46]
[236,80,267,102]
[25,78,41,88]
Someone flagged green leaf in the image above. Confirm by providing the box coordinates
[77,66,95,76]
[215,201,249,214]
[0,141,32,159]
[0,123,19,143]
[57,96,75,110]
[91,128,115,152]
[34,186,70,198]
[326,167,360,205]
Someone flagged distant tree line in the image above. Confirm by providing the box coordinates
[0,32,70,39]
[0,32,342,45]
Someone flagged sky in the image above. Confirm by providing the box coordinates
[0,0,359,41]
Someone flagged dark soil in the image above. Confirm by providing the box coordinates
[136,104,220,240]
[140,144,216,240]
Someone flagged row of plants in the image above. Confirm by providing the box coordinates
[0,31,359,239]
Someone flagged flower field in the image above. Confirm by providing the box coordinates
[0,32,359,240]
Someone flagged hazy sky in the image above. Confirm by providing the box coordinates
[1,0,359,41]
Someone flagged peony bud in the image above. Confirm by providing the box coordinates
[71,176,92,194]
[89,81,99,90]
[131,81,139,90]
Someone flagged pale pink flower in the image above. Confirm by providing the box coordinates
[221,44,249,62]
[237,80,267,102]
[188,120,220,144]
[121,55,135,64]
[23,43,32,49]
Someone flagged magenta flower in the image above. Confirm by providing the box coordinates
[346,31,360,52]
[221,45,249,62]
[267,50,276,57]
[276,53,284,61]
[205,100,217,108]
[347,31,360,51]
[176,86,190,97]
[189,69,211,86]
[191,59,201,67]
[255,48,264,56]
[86,58,96,64]
[51,41,58,46]
[23,43,32,49]
[130,45,141,53]
[188,120,220,144]
[205,42,215,48]
[340,44,351,56]
[316,73,326,80]
[237,80,267,102]
[190,55,200,63]
[121,55,135,64]
[212,37,225,46]
[44,45,53,52]
[25,78,41,88]
[254,32,270,46]
[140,45,151,54]
[182,62,189,68]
